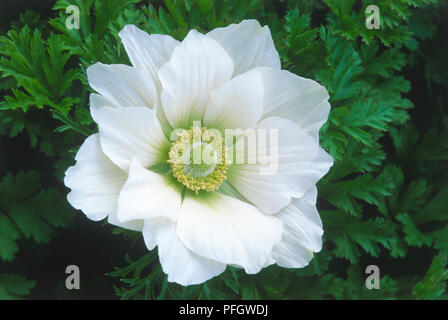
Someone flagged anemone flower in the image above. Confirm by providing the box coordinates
[64,20,333,285]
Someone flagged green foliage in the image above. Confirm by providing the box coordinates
[0,0,446,300]
[325,0,437,47]
[413,253,448,299]
[108,252,241,300]
[0,171,71,262]
[320,165,398,216]
[0,27,79,113]
[279,7,322,77]
[0,171,72,298]
[0,274,36,300]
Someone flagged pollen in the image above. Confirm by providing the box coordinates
[168,126,229,193]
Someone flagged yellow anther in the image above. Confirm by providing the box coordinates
[168,126,229,193]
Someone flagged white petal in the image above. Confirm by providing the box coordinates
[108,210,144,232]
[119,25,179,85]
[203,69,264,131]
[272,188,323,268]
[228,117,333,214]
[176,192,283,274]
[64,134,127,221]
[117,158,182,223]
[89,93,112,123]
[258,67,331,141]
[95,106,170,172]
[143,218,226,286]
[206,19,280,76]
[87,63,157,110]
[158,29,234,129]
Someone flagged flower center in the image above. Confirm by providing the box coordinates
[168,126,229,193]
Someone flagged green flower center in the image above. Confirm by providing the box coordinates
[168,126,229,193]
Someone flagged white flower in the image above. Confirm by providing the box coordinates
[64,20,333,286]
